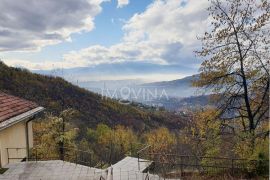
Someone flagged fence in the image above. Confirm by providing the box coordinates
[6,146,93,167]
[6,145,269,179]
[5,147,175,180]
[137,145,269,178]
[6,143,145,168]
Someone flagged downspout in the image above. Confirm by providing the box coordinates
[25,116,35,161]
[0,150,2,168]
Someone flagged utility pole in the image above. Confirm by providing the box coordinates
[59,64,65,161]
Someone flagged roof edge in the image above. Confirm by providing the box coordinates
[0,107,45,131]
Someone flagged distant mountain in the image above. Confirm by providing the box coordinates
[77,75,201,99]
[76,75,206,111]
[33,63,199,98]
[34,62,196,83]
[139,75,200,98]
[142,74,199,87]
[0,62,187,132]
[32,64,208,111]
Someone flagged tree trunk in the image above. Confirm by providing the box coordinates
[233,28,255,132]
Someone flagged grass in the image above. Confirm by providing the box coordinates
[0,168,8,174]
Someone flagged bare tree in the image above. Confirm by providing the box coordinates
[195,0,270,136]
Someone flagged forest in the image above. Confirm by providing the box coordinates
[0,0,269,178]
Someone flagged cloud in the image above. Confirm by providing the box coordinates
[62,0,210,68]
[2,0,210,70]
[0,0,105,51]
[117,0,129,8]
[2,58,74,70]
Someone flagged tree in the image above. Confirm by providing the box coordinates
[195,0,269,138]
[58,109,79,160]
[86,124,113,166]
[86,124,139,165]
[33,109,79,160]
[181,108,228,174]
[144,127,176,154]
[143,128,177,176]
[182,108,222,158]
[113,125,139,158]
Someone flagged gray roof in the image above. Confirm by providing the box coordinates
[1,157,180,179]
[2,160,105,180]
[111,156,152,172]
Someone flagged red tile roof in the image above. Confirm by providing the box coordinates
[0,92,39,123]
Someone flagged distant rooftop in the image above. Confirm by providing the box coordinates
[112,156,152,172]
[109,156,155,180]
[0,92,43,125]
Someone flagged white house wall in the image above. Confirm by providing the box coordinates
[0,120,33,167]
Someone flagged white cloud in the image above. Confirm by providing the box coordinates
[2,0,210,70]
[2,58,78,70]
[117,0,129,8]
[62,0,210,68]
[0,0,106,51]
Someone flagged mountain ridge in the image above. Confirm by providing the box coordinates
[0,62,187,132]
[141,74,200,87]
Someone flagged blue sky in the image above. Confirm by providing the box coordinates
[34,0,153,60]
[0,0,210,82]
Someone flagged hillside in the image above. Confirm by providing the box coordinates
[0,62,186,132]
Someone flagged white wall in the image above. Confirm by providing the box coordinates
[0,120,33,167]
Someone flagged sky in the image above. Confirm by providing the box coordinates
[0,0,210,81]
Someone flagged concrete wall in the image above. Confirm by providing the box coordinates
[0,120,33,167]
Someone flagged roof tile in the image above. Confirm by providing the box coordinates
[0,92,39,123]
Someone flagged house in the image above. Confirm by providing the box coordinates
[0,92,44,167]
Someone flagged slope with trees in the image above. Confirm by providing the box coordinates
[0,61,187,133]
